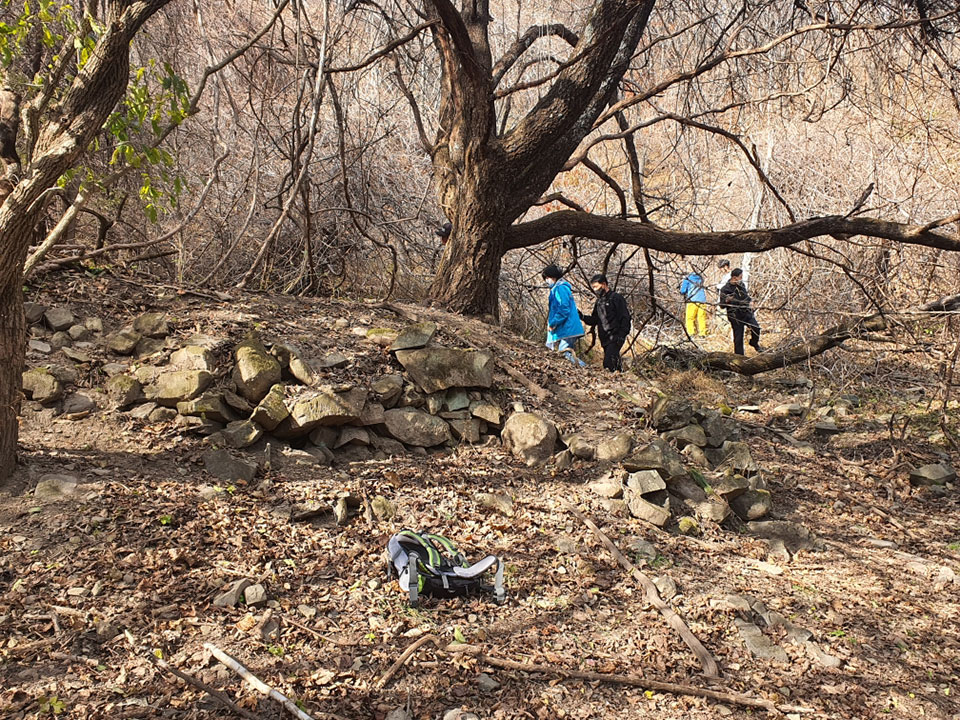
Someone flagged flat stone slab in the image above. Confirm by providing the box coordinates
[734,619,788,662]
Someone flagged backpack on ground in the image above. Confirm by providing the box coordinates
[386,530,505,608]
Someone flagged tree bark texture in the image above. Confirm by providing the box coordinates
[0,0,173,485]
[426,0,653,314]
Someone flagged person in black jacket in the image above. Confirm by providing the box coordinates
[718,268,763,355]
[579,274,632,371]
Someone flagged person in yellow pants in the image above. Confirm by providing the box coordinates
[679,269,708,337]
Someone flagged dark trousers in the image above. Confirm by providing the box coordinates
[730,312,761,355]
[601,336,625,371]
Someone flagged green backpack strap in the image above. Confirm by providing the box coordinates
[422,532,468,567]
[397,530,443,571]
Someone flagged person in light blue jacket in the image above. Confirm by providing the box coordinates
[542,265,586,367]
[679,269,708,337]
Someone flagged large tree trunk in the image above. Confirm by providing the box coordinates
[0,277,26,479]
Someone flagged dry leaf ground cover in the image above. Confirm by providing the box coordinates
[1,276,958,720]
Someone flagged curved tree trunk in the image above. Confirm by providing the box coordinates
[0,0,173,485]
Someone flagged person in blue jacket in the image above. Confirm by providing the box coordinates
[679,268,708,337]
[542,265,586,367]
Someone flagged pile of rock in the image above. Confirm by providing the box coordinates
[22,310,514,477]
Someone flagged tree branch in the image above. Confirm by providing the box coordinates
[505,211,960,255]
[491,24,579,87]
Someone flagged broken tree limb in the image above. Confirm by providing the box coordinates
[567,503,720,678]
[123,632,263,720]
[376,634,443,688]
[204,642,314,720]
[476,653,815,714]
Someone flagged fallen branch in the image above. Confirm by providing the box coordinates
[123,632,263,720]
[567,503,720,678]
[204,642,314,720]
[692,291,960,375]
[376,634,443,688]
[476,652,815,714]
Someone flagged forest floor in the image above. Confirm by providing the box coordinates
[1,273,959,720]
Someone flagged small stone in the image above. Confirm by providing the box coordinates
[371,496,397,520]
[317,352,350,369]
[214,579,251,608]
[24,302,47,324]
[133,338,163,357]
[501,412,558,465]
[449,418,482,444]
[596,432,633,462]
[177,392,237,423]
[335,426,370,448]
[661,424,707,448]
[243,583,268,608]
[653,575,677,600]
[233,336,283,403]
[67,324,91,341]
[773,403,804,417]
[251,385,289,431]
[626,538,657,561]
[133,312,170,338]
[626,469,666,495]
[62,393,96,417]
[564,433,595,460]
[223,390,253,416]
[44,307,75,331]
[106,329,142,355]
[129,402,158,420]
[477,673,500,693]
[366,327,399,346]
[730,489,772,520]
[203,449,257,482]
[149,407,178,423]
[150,370,213,407]
[389,321,436,352]
[28,339,52,354]
[470,401,503,426]
[220,420,264,449]
[298,604,317,619]
[734,619,788,662]
[170,345,216,372]
[48,331,72,350]
[677,516,701,536]
[555,537,578,554]
[804,641,842,668]
[84,317,103,333]
[61,347,93,363]
[444,388,470,412]
[626,493,670,527]
[476,492,513,517]
[22,367,64,405]
[371,374,404,407]
[909,463,957,486]
[814,419,841,436]
[272,342,315,385]
[552,448,573,469]
[34,474,79,500]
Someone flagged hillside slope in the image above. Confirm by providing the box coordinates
[1,276,958,720]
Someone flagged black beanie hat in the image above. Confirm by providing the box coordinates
[541,264,562,280]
